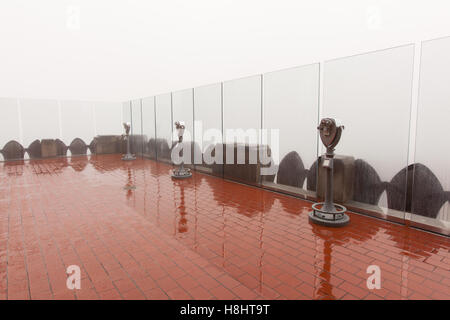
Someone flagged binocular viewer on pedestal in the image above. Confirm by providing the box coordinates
[122,122,136,161]
[172,121,192,179]
[309,118,350,227]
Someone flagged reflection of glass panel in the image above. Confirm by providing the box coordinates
[412,37,450,235]
[322,45,414,218]
[0,98,20,150]
[155,93,173,162]
[193,83,223,175]
[21,99,60,147]
[172,89,194,165]
[94,102,122,135]
[60,100,95,154]
[142,97,156,159]
[223,76,262,184]
[131,99,143,156]
[263,64,319,194]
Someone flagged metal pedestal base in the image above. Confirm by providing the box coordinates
[309,202,349,227]
[122,154,136,161]
[172,168,192,179]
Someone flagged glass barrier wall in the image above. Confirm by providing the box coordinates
[0,99,122,161]
[262,64,320,197]
[322,45,414,222]
[193,83,223,176]
[115,42,450,235]
[81,41,447,236]
[412,37,450,235]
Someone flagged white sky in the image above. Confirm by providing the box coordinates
[0,0,449,102]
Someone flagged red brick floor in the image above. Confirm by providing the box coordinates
[0,154,448,300]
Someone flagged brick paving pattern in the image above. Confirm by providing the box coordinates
[0,154,448,300]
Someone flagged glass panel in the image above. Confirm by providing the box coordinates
[155,93,173,162]
[122,101,131,124]
[322,45,414,221]
[131,99,143,156]
[20,98,60,147]
[60,100,95,155]
[142,97,156,159]
[0,98,21,159]
[412,37,450,235]
[223,75,262,185]
[262,64,320,197]
[193,83,223,176]
[94,101,122,135]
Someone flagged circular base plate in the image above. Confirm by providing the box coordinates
[308,211,350,227]
[172,172,192,179]
[172,167,192,179]
[122,154,136,161]
[312,202,347,215]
